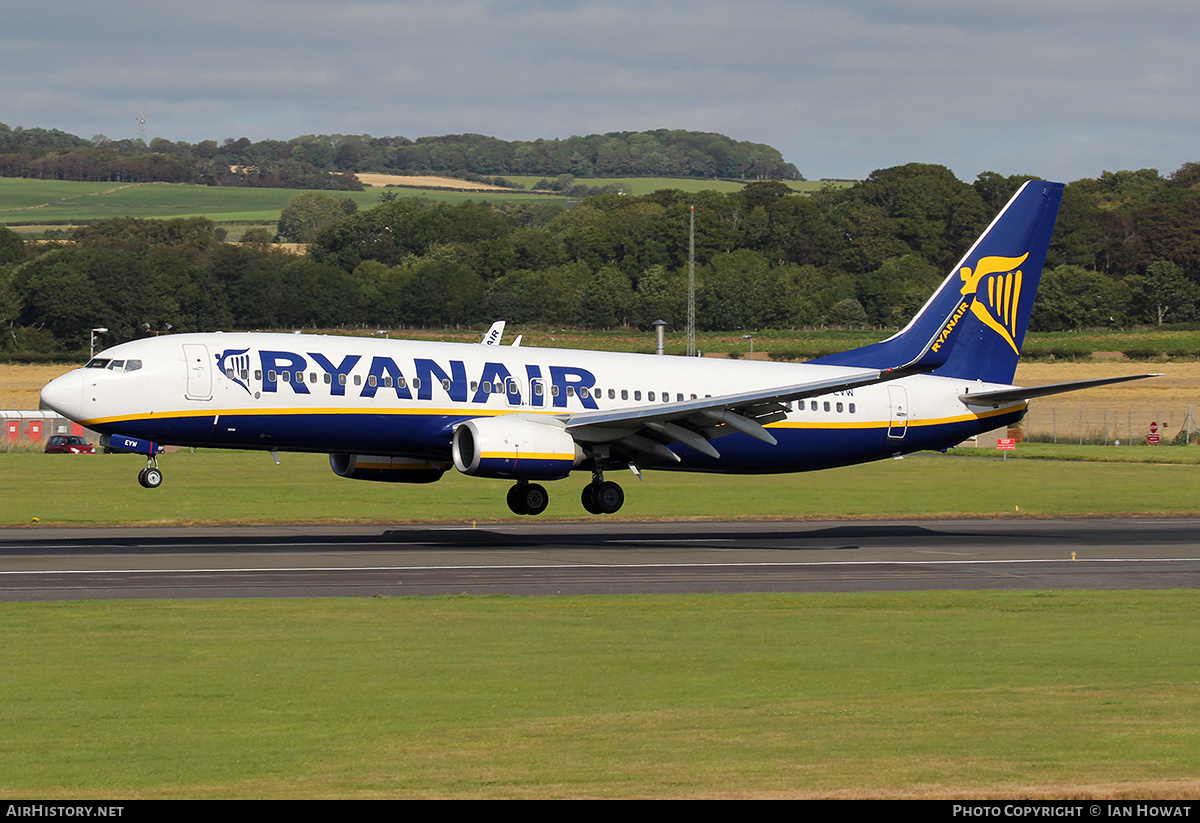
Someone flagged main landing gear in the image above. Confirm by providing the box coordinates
[507,481,549,516]
[505,469,625,516]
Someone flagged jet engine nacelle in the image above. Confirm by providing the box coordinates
[329,454,448,484]
[451,416,582,480]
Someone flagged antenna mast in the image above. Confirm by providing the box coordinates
[687,205,696,357]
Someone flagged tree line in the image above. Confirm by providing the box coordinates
[3,161,1200,357]
[0,125,798,188]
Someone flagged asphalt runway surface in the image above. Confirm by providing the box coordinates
[2,517,1200,601]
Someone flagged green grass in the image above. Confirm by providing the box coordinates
[0,178,564,227]
[1,591,1198,797]
[948,442,1200,464]
[5,447,1200,527]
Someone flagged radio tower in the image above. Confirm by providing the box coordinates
[686,205,697,357]
[137,115,147,143]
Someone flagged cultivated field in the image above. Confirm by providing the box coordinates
[355,172,522,191]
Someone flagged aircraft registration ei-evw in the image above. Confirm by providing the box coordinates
[40,180,1158,516]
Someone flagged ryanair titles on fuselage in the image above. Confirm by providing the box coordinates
[229,348,601,410]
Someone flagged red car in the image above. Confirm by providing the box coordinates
[45,435,96,454]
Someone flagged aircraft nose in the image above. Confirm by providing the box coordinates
[40,370,85,421]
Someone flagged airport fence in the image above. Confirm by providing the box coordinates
[1020,402,1200,446]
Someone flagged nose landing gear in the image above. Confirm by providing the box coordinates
[137,456,163,488]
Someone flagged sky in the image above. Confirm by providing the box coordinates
[3,0,1197,183]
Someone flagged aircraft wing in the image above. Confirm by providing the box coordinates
[959,374,1162,406]
[560,366,898,462]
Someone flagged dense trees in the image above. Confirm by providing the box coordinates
[5,160,1200,358]
[0,125,798,189]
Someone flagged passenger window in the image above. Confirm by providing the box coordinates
[580,387,590,399]
[836,402,843,413]
[353,375,361,386]
[608,389,615,400]
[368,375,377,387]
[810,401,817,411]
[823,401,830,411]
[310,373,317,383]
[648,391,655,401]
[338,374,346,385]
[551,385,559,397]
[634,391,642,401]
[849,403,856,413]
[482,381,492,393]
[226,368,235,379]
[324,373,332,384]
[398,377,407,389]
[534,383,544,396]
[281,371,291,383]
[411,378,421,390]
[566,386,575,397]
[621,389,628,400]
[268,370,277,382]
[383,376,393,388]
[442,379,451,391]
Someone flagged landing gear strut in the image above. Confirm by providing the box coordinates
[507,481,549,516]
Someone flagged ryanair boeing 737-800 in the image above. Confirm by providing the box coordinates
[39,181,1156,515]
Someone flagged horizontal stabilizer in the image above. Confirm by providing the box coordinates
[959,374,1162,405]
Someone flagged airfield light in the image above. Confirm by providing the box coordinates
[90,328,108,359]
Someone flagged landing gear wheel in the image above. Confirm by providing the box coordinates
[581,480,623,514]
[508,482,549,516]
[137,467,163,489]
[520,483,548,516]
[507,484,524,514]
[581,483,603,514]
[593,481,624,514]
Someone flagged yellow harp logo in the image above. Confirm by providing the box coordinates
[958,253,1029,355]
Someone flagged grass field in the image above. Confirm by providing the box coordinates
[4,446,1200,526]
[0,178,565,229]
[0,174,848,233]
[2,591,1198,798]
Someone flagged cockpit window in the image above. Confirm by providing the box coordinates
[84,358,143,373]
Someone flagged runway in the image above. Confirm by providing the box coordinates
[2,517,1200,601]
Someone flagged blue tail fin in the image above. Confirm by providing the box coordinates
[811,180,1064,384]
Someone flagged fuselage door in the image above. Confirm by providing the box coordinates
[887,385,908,439]
[183,343,212,401]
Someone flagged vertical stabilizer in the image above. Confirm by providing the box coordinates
[811,180,1064,384]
